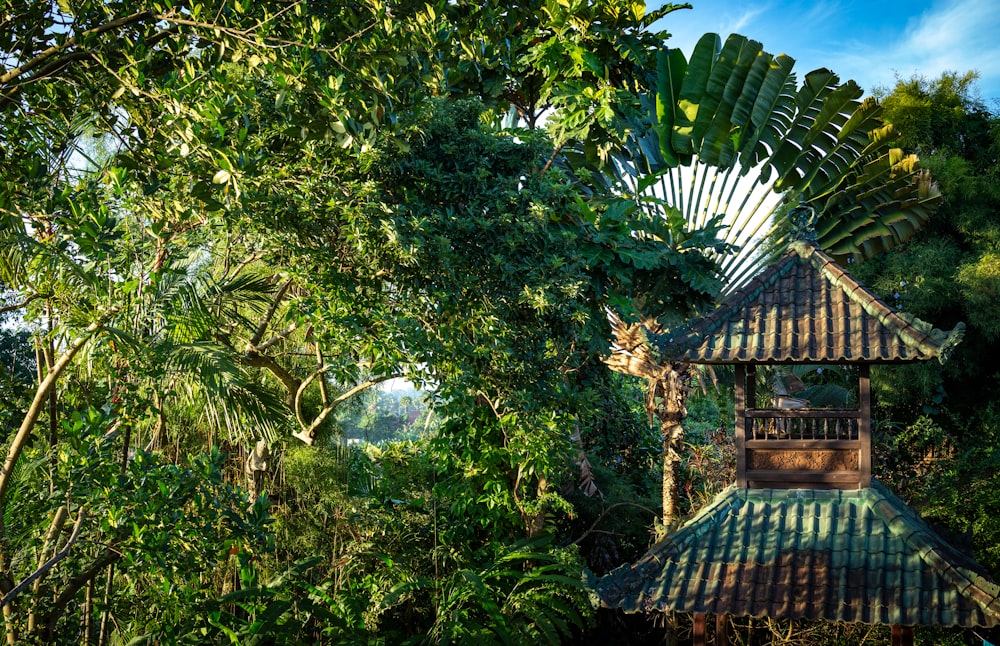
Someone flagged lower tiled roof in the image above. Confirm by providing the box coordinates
[594,483,1000,627]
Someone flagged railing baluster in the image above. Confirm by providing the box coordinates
[745,410,863,441]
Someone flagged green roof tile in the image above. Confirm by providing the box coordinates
[594,483,1000,627]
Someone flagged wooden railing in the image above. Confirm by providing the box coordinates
[745,409,861,441]
[734,364,872,489]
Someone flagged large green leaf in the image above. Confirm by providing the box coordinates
[655,48,687,167]
[637,32,942,293]
[671,33,720,156]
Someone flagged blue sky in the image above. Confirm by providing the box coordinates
[653,0,1000,105]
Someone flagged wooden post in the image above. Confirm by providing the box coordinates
[734,364,747,489]
[735,365,747,488]
[859,364,871,488]
[692,613,707,646]
[715,614,728,645]
[891,624,913,646]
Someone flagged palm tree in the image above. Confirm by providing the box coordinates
[605,33,941,291]
[589,33,942,526]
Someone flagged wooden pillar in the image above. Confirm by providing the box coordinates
[891,624,913,646]
[735,365,747,488]
[692,613,707,646]
[859,364,871,488]
[715,614,729,645]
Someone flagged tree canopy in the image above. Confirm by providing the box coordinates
[0,1,990,644]
[854,73,1000,576]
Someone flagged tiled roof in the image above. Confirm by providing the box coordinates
[594,483,1000,627]
[651,241,964,364]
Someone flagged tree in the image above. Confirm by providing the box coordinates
[858,72,998,424]
[852,73,1000,575]
[1,2,733,641]
[0,2,451,639]
[596,33,941,528]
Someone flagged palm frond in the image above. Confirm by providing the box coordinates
[165,341,289,444]
[579,32,940,299]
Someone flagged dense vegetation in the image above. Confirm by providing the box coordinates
[858,73,1000,578]
[1,1,997,644]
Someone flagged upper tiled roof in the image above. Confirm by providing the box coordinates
[651,241,964,364]
[594,483,1000,627]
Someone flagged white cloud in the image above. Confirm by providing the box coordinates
[824,0,1000,96]
[724,6,770,35]
[899,1,1000,85]
[655,0,1000,100]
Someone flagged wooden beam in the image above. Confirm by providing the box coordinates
[746,469,861,490]
[891,624,913,646]
[744,439,861,450]
[715,614,728,645]
[745,409,861,419]
[745,470,861,482]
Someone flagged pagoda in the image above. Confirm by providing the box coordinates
[593,216,999,645]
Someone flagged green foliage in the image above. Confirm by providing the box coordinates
[586,32,941,296]
[424,541,591,645]
[7,405,271,643]
[957,251,1000,339]
[0,3,740,643]
[257,438,597,644]
[678,387,735,515]
[337,387,437,445]
[148,556,373,645]
[443,0,690,160]
[0,312,34,435]
[857,73,1000,427]
[856,73,1000,602]
[875,409,1000,580]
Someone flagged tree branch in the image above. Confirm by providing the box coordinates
[0,11,157,88]
[0,293,49,315]
[2,509,85,610]
[254,323,298,353]
[569,502,658,546]
[158,14,378,55]
[248,277,293,349]
[42,543,120,640]
[0,316,109,539]
[292,375,398,445]
[240,351,300,406]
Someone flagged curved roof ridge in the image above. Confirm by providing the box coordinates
[796,242,965,362]
[866,483,1000,620]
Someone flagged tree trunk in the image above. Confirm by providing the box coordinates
[0,320,103,645]
[83,578,94,646]
[525,474,548,539]
[647,362,690,529]
[245,439,270,503]
[45,306,57,495]
[97,565,113,646]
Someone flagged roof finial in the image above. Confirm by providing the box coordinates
[790,201,818,242]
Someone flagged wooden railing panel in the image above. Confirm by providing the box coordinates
[747,412,861,441]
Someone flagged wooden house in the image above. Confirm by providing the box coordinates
[593,237,1000,645]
